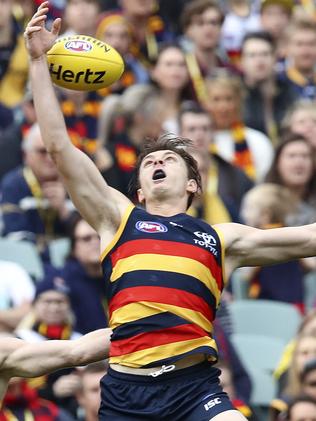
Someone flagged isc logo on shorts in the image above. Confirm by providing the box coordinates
[204,397,222,411]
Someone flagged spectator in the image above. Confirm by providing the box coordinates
[179,101,253,223]
[0,261,35,332]
[221,0,260,67]
[217,359,253,419]
[239,183,305,312]
[0,124,75,256]
[75,361,108,421]
[286,395,316,421]
[99,85,164,197]
[62,0,100,37]
[205,75,274,182]
[0,0,29,108]
[118,0,173,67]
[281,18,316,100]
[240,31,296,142]
[281,333,316,402]
[259,0,294,71]
[301,359,316,400]
[265,133,316,226]
[15,274,81,415]
[60,215,107,334]
[0,376,75,421]
[213,320,252,405]
[180,0,232,105]
[150,43,191,134]
[95,12,149,95]
[282,100,316,153]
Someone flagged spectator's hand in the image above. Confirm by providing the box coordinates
[24,1,61,60]
[52,373,81,398]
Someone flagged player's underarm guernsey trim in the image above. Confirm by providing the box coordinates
[100,206,226,368]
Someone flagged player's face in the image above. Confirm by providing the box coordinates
[152,47,189,92]
[73,220,101,266]
[186,8,222,51]
[277,140,314,190]
[137,149,197,205]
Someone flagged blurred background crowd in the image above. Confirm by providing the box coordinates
[3,0,316,419]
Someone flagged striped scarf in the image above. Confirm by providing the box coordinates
[231,123,256,180]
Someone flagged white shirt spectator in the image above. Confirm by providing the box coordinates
[213,127,274,182]
[0,261,35,309]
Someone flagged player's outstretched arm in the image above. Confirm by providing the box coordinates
[216,222,316,276]
[0,328,111,379]
[24,2,131,234]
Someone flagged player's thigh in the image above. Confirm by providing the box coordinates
[212,409,248,421]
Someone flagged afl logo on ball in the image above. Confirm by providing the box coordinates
[136,221,168,233]
[65,40,93,53]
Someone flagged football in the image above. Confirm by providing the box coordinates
[46,35,124,91]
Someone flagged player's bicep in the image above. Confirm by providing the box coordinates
[51,143,130,230]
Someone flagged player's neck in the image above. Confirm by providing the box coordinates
[145,200,187,217]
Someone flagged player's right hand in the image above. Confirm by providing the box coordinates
[24,1,61,60]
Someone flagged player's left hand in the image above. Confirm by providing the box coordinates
[24,1,61,60]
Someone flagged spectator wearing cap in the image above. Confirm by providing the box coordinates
[14,273,81,416]
[259,0,294,71]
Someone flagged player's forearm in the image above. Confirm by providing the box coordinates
[30,56,70,154]
[68,328,111,366]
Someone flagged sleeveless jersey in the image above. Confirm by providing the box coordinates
[101,205,227,368]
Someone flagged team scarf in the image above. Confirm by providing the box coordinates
[231,122,256,180]
[33,322,72,340]
[0,381,59,421]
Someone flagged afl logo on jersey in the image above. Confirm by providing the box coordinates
[136,221,168,233]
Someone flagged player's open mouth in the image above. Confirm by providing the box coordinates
[152,169,166,180]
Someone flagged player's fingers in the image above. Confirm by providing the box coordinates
[38,1,49,10]
[51,18,61,36]
[29,15,47,26]
[24,26,42,36]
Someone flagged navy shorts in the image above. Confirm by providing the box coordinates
[98,361,235,421]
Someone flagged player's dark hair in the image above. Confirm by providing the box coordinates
[241,31,276,54]
[128,134,202,209]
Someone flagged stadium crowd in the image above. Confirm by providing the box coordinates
[2,0,316,419]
